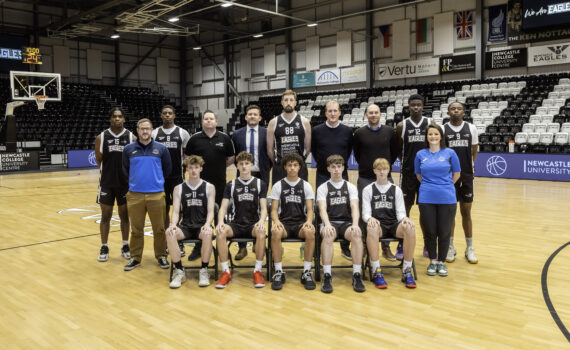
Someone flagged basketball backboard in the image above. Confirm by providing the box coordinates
[10,71,61,101]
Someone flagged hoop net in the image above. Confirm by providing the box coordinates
[34,95,48,110]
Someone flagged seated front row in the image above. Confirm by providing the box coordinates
[165,153,417,291]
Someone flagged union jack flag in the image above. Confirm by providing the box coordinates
[455,10,473,40]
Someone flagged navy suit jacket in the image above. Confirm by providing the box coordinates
[232,126,272,186]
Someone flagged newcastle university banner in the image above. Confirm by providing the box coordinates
[474,153,570,182]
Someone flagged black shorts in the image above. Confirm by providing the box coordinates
[97,186,128,206]
[380,222,400,239]
[320,222,352,240]
[229,222,256,238]
[455,174,474,203]
[364,220,399,239]
[179,225,201,240]
[164,177,183,206]
[281,221,305,240]
[400,172,420,207]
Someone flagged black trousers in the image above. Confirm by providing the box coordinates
[418,203,457,262]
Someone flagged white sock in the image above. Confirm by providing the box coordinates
[254,260,263,272]
[275,262,283,272]
[323,265,331,274]
[353,264,361,274]
[221,261,229,273]
[403,260,412,272]
[466,237,473,248]
[449,236,454,247]
[431,259,438,264]
[372,260,380,271]
[303,261,312,272]
[102,243,108,247]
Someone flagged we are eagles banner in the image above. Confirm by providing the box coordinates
[488,4,507,42]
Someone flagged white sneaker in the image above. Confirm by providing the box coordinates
[446,245,456,263]
[170,269,186,289]
[198,268,210,287]
[465,247,478,264]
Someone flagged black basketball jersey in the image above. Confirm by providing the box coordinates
[325,181,352,222]
[444,122,474,175]
[225,178,265,225]
[370,184,398,227]
[274,114,306,162]
[179,180,209,228]
[279,179,306,224]
[401,117,430,174]
[99,128,133,188]
[154,126,185,181]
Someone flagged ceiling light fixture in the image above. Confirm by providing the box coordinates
[193,46,202,50]
[307,23,318,27]
[168,17,179,22]
[253,34,263,38]
[110,33,120,39]
[221,3,233,7]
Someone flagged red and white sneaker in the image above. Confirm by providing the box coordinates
[215,271,231,289]
[253,270,265,288]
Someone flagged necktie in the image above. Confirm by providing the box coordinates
[249,129,255,165]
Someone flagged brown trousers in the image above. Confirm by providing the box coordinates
[126,191,166,262]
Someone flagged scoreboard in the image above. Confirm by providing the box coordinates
[21,47,42,64]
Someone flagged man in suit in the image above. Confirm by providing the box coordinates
[231,104,272,260]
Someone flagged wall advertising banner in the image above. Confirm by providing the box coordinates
[527,43,570,67]
[315,69,341,86]
[340,64,366,83]
[485,48,527,69]
[68,150,98,168]
[475,153,570,181]
[440,54,476,74]
[522,0,570,30]
[488,4,507,42]
[292,72,315,88]
[508,0,570,44]
[376,58,439,80]
[0,152,39,172]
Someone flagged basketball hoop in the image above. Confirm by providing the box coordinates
[34,95,48,110]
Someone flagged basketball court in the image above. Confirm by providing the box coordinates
[1,168,569,348]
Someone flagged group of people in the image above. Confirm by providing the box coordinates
[95,89,479,294]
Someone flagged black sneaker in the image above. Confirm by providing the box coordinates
[321,273,333,293]
[301,270,316,290]
[271,270,286,290]
[124,258,141,271]
[179,242,186,257]
[341,243,352,261]
[352,272,366,293]
[188,244,201,261]
[98,245,109,262]
[121,245,131,260]
[157,256,169,269]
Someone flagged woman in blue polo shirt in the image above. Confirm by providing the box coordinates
[415,123,461,277]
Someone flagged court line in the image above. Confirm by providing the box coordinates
[541,241,570,342]
[0,233,100,251]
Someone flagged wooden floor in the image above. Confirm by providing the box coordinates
[1,167,569,349]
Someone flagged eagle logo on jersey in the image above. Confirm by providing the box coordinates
[283,189,290,195]
[373,195,380,200]
[278,123,284,127]
[236,188,243,193]
[108,139,114,144]
[295,122,300,128]
[185,193,192,198]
